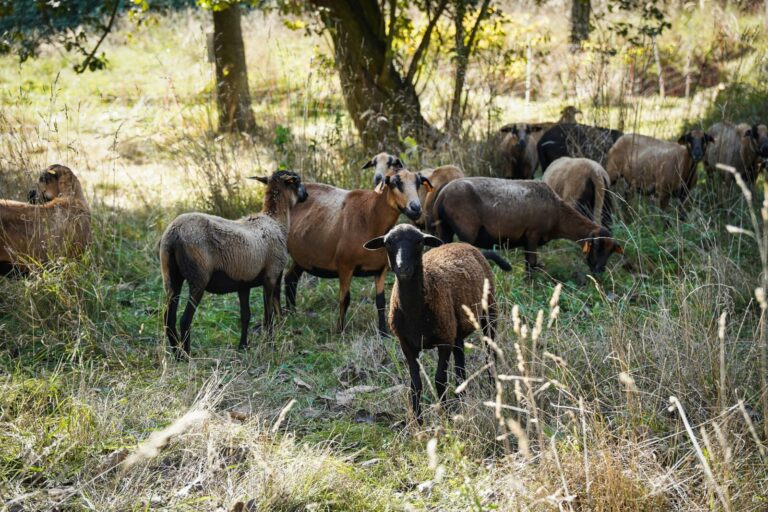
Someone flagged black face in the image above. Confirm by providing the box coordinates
[363,224,442,280]
[679,132,714,162]
[583,228,622,274]
[751,125,768,158]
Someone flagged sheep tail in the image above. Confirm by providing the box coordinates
[481,250,512,271]
[159,241,175,294]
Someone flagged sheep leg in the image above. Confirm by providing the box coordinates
[163,282,182,357]
[374,269,389,336]
[284,262,304,312]
[435,345,452,407]
[453,338,466,390]
[237,289,251,350]
[179,287,204,359]
[524,238,540,277]
[337,270,353,332]
[263,278,278,336]
[403,346,423,421]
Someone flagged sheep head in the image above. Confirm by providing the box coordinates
[29,164,81,204]
[499,123,541,151]
[380,168,432,221]
[364,224,442,280]
[677,130,715,162]
[249,170,308,205]
[580,227,623,274]
[746,124,768,159]
[559,106,582,124]
[362,152,404,190]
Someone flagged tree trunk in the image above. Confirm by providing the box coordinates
[310,0,438,151]
[213,5,256,134]
[570,0,591,50]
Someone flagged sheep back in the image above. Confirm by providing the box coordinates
[607,133,690,197]
[543,157,609,223]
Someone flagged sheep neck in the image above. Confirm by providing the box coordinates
[395,261,427,319]
[372,188,403,233]
[262,188,292,229]
[553,204,599,242]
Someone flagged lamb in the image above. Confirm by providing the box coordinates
[705,122,768,184]
[414,165,465,233]
[542,157,613,227]
[606,130,714,210]
[159,170,308,359]
[434,178,623,274]
[285,166,431,334]
[0,164,91,276]
[363,224,499,420]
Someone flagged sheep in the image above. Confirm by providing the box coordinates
[159,170,308,359]
[285,166,432,335]
[434,178,623,274]
[362,152,404,189]
[414,165,465,233]
[542,156,613,227]
[558,106,582,124]
[0,164,91,276]
[363,224,499,420]
[605,130,714,211]
[537,123,624,172]
[494,123,544,179]
[706,123,768,184]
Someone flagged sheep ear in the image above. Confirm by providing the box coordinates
[581,241,591,255]
[530,125,543,132]
[248,176,270,184]
[362,159,375,170]
[705,133,715,143]
[422,235,443,248]
[363,237,385,250]
[677,134,689,145]
[613,244,624,255]
[392,157,404,170]
[47,168,57,175]
[420,175,434,192]
[374,180,386,194]
[499,123,514,133]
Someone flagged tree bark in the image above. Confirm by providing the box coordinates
[310,0,439,151]
[213,5,256,134]
[570,0,591,50]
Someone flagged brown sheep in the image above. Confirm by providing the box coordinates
[434,178,623,274]
[413,165,465,233]
[606,130,714,210]
[362,151,404,189]
[0,164,91,276]
[159,171,308,359]
[706,123,768,184]
[363,224,499,420]
[542,157,613,227]
[285,167,432,334]
[495,123,544,179]
[558,106,582,124]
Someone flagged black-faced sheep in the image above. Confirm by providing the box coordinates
[285,167,431,334]
[414,165,465,233]
[159,170,308,359]
[0,165,91,276]
[606,130,714,210]
[542,156,613,227]
[363,224,499,420]
[537,123,624,172]
[705,122,768,184]
[434,178,623,274]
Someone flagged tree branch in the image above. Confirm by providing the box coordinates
[405,0,448,85]
[74,0,119,73]
[378,0,397,84]
[464,0,491,60]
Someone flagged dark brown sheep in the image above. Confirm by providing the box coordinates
[364,224,499,420]
[159,171,308,359]
[285,167,431,334]
[0,165,91,275]
[434,178,623,274]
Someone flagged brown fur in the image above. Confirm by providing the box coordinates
[434,178,622,273]
[0,165,90,273]
[559,106,582,123]
[159,171,306,358]
[704,123,758,182]
[606,130,712,210]
[414,165,465,233]
[543,157,611,224]
[495,124,544,179]
[285,167,427,334]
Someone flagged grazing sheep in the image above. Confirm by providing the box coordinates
[434,178,623,274]
[159,171,308,359]
[363,224,499,420]
[0,164,91,275]
[414,165,465,233]
[606,130,714,210]
[362,152,404,189]
[285,167,431,334]
[537,123,624,172]
[706,123,768,184]
[542,157,613,227]
[494,123,544,179]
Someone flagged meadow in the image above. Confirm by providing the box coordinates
[1,2,768,510]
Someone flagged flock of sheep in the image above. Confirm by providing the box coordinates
[1,108,767,420]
